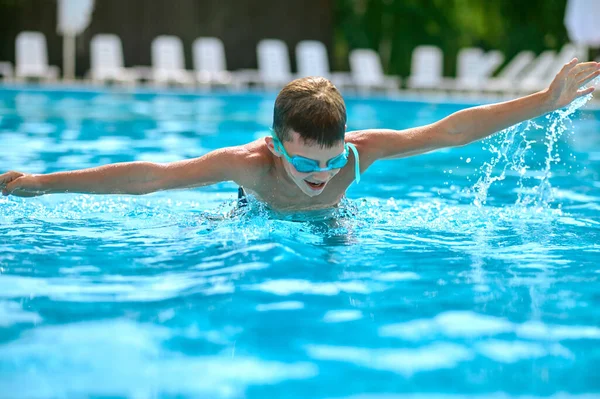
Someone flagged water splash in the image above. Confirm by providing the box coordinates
[471,89,595,210]
[528,93,593,208]
[471,122,528,208]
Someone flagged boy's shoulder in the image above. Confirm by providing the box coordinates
[238,138,273,167]
[226,138,273,183]
[345,130,381,171]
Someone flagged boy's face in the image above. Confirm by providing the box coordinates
[269,131,345,197]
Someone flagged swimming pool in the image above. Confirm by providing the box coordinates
[0,87,599,398]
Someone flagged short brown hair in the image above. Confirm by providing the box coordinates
[273,77,346,147]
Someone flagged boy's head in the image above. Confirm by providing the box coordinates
[269,77,348,197]
[273,76,346,146]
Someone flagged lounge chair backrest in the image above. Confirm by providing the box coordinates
[410,45,443,86]
[520,50,556,84]
[556,43,579,63]
[496,51,535,80]
[296,40,329,77]
[480,50,505,77]
[152,35,186,72]
[16,31,49,77]
[456,47,484,79]
[539,44,586,87]
[90,34,124,79]
[193,37,227,73]
[350,49,385,86]
[257,39,292,83]
[548,43,580,77]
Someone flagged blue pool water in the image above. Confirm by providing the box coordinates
[0,87,599,398]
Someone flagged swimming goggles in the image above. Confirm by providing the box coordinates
[271,133,360,183]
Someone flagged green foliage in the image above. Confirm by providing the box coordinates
[334,0,570,77]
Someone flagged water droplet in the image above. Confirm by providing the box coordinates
[466,158,471,163]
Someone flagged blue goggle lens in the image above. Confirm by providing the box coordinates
[327,152,349,169]
[292,158,319,173]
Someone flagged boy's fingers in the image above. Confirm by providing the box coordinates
[0,173,10,186]
[574,64,600,78]
[579,70,600,87]
[574,63,599,73]
[574,61,598,68]
[577,86,595,97]
[0,171,23,187]
[4,177,23,194]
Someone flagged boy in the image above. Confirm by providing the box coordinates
[1,60,599,211]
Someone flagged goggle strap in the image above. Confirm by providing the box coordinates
[347,143,360,184]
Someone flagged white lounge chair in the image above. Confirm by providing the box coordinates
[236,39,293,90]
[296,40,329,78]
[518,50,557,93]
[480,50,505,80]
[483,51,536,93]
[0,62,13,81]
[150,35,195,87]
[541,43,586,85]
[15,31,59,82]
[256,39,293,89]
[456,48,484,81]
[406,45,443,90]
[192,37,238,88]
[348,49,400,94]
[444,48,505,92]
[295,40,351,88]
[88,34,138,85]
[520,44,588,93]
[441,47,482,90]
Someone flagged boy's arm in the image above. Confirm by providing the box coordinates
[0,145,256,197]
[357,60,600,163]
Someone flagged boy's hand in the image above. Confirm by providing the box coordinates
[0,171,44,197]
[546,59,600,110]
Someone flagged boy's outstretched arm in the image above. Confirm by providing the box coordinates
[356,59,600,163]
[0,145,255,197]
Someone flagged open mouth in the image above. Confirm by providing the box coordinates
[305,180,326,191]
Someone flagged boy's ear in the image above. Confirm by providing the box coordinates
[265,136,281,157]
